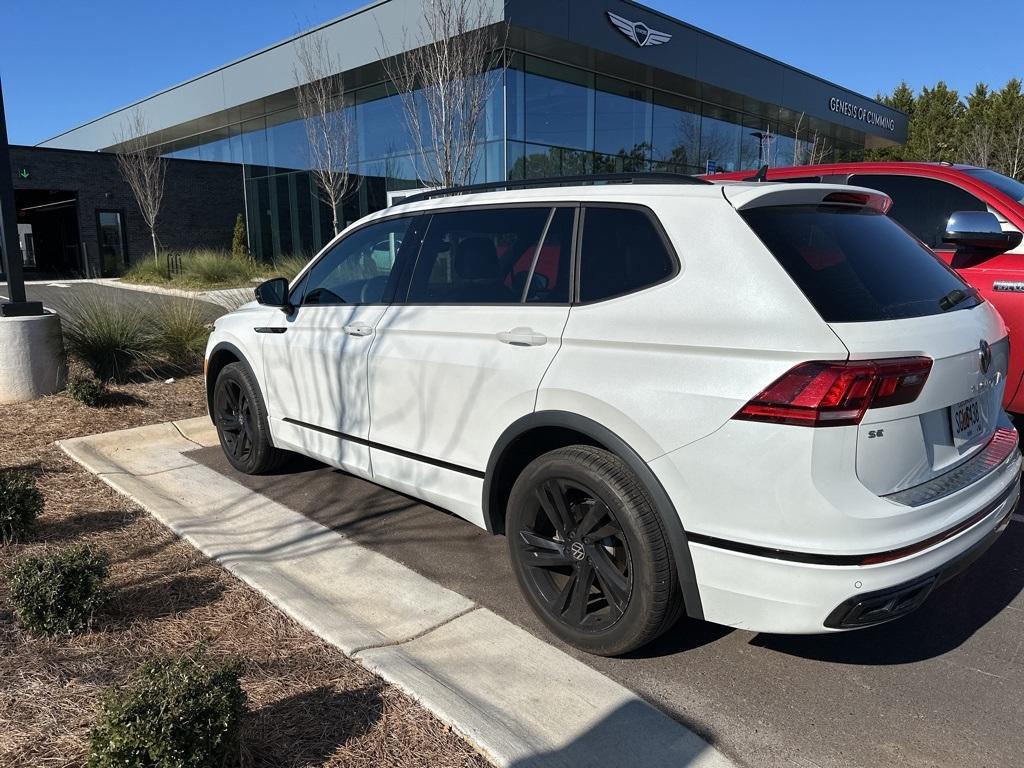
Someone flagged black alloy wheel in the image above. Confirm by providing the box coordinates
[517,477,633,631]
[212,362,287,474]
[507,445,683,656]
[214,376,255,465]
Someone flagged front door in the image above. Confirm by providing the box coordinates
[261,214,420,476]
[97,210,127,276]
[367,205,575,525]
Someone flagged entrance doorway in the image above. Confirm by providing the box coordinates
[14,189,81,277]
[97,210,127,275]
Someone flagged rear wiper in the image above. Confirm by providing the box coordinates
[939,288,975,312]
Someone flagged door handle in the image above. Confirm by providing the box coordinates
[343,323,374,337]
[497,327,547,347]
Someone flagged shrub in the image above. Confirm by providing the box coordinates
[123,257,172,285]
[231,214,248,259]
[8,546,110,635]
[152,299,211,372]
[62,296,158,382]
[178,250,257,289]
[88,651,247,768]
[268,254,310,281]
[68,374,104,406]
[0,469,44,543]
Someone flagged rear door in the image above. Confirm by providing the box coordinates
[737,190,1009,496]
[366,204,575,526]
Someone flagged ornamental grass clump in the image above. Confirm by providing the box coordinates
[152,299,211,373]
[87,650,247,768]
[178,249,258,289]
[8,546,110,635]
[0,468,44,543]
[62,295,158,382]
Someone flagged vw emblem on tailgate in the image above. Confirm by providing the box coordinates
[979,340,992,374]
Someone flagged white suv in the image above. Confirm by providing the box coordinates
[205,176,1021,655]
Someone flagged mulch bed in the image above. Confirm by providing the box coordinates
[0,374,489,768]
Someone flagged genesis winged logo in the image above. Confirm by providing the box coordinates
[607,11,672,48]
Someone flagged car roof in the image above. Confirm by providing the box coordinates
[381,182,726,218]
[710,161,984,178]
[347,180,877,231]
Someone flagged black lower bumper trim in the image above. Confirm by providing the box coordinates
[824,502,1014,629]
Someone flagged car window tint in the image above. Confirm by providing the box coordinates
[506,207,574,303]
[742,204,978,323]
[579,207,675,302]
[849,174,986,249]
[288,271,309,306]
[303,217,412,305]
[407,207,552,304]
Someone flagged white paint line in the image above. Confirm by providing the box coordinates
[58,422,736,768]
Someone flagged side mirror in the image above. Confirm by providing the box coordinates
[254,277,292,313]
[943,211,1023,255]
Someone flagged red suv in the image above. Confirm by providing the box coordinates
[709,162,1024,412]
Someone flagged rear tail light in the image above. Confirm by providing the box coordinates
[734,358,932,427]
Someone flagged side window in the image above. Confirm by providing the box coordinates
[303,217,413,306]
[579,207,676,303]
[849,174,986,249]
[288,271,309,306]
[406,207,552,304]
[511,207,574,303]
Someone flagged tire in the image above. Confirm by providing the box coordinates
[212,362,288,475]
[506,445,683,656]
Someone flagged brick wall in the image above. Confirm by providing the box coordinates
[9,146,245,276]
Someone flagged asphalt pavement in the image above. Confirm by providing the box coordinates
[193,445,1024,768]
[0,279,227,320]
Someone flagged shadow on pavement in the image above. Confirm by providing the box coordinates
[508,700,722,768]
[751,521,1024,664]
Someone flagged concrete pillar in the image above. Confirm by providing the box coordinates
[0,313,67,403]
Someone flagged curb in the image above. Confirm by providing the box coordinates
[59,417,736,768]
[89,278,253,308]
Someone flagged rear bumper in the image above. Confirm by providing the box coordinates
[684,457,1021,635]
[824,483,1015,628]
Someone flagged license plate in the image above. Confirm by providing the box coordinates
[950,396,984,444]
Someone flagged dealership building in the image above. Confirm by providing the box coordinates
[31,0,907,267]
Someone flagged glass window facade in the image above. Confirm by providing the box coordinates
[159,52,867,261]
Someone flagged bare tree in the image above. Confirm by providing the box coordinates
[998,116,1024,180]
[294,34,355,236]
[791,113,831,166]
[381,0,507,189]
[962,122,996,168]
[115,110,166,261]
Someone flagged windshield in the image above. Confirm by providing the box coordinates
[742,205,980,323]
[963,168,1024,204]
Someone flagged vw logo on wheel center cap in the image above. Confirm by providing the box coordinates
[569,541,587,561]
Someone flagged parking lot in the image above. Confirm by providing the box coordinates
[192,445,1024,768]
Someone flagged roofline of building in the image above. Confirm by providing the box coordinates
[37,0,393,146]
[619,0,901,116]
[39,0,903,148]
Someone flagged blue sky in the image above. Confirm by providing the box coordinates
[2,0,1022,145]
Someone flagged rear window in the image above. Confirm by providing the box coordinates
[741,205,979,323]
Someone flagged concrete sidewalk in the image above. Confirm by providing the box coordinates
[59,417,737,768]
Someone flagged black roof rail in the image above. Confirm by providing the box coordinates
[396,172,711,206]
